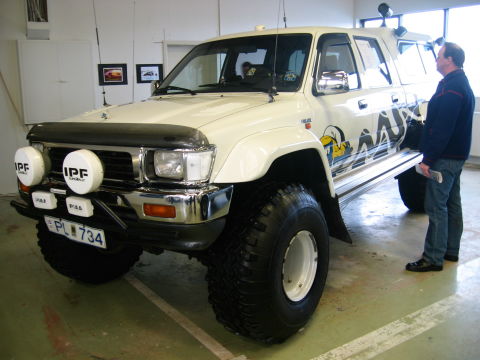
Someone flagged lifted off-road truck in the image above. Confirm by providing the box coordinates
[12,25,438,343]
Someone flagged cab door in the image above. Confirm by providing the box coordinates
[307,33,374,176]
[352,35,407,159]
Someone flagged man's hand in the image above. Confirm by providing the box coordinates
[419,162,430,177]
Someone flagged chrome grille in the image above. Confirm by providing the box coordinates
[47,147,135,184]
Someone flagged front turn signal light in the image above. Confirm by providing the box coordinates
[18,181,30,193]
[143,204,176,218]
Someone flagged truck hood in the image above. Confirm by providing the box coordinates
[67,94,270,128]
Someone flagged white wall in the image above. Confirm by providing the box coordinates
[220,0,354,34]
[0,0,30,195]
[47,0,221,106]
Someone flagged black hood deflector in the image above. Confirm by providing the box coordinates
[27,122,209,149]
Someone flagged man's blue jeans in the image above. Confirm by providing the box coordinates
[423,158,465,266]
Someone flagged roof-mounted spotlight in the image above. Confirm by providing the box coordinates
[394,26,407,37]
[435,37,445,46]
[378,3,393,27]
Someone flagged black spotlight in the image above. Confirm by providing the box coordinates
[378,3,393,27]
[435,37,445,46]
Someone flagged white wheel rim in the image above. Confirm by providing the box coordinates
[282,230,318,302]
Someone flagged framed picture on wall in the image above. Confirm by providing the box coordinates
[136,64,163,83]
[98,63,128,85]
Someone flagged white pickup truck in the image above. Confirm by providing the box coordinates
[12,24,438,343]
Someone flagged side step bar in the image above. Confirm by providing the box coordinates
[334,149,422,209]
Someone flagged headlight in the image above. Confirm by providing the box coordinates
[153,148,215,182]
[154,151,184,179]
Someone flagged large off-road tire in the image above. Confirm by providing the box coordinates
[397,167,426,212]
[206,183,329,343]
[37,221,142,284]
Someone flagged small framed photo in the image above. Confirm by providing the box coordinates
[98,63,128,86]
[136,64,163,83]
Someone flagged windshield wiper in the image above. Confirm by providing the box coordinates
[155,85,196,95]
[251,86,278,102]
[198,83,222,88]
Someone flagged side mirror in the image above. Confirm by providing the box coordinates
[315,71,349,96]
[151,80,162,96]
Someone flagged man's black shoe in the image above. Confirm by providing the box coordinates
[444,254,459,262]
[406,258,443,272]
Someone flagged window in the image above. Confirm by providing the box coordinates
[397,41,439,84]
[355,37,391,87]
[158,34,312,94]
[236,48,307,80]
[235,49,267,77]
[398,42,424,73]
[360,10,443,40]
[418,44,439,80]
[448,5,480,95]
[362,17,399,28]
[402,10,444,42]
[320,44,359,90]
[288,50,306,77]
[170,52,227,90]
[397,42,426,83]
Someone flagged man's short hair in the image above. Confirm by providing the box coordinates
[443,42,465,68]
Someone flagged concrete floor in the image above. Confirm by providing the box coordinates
[1,165,479,360]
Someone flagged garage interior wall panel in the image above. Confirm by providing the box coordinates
[220,0,354,34]
[18,40,95,124]
[18,41,61,124]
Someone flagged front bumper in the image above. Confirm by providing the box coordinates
[124,185,233,223]
[11,184,233,252]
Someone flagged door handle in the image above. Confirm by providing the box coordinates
[391,95,399,103]
[358,100,368,109]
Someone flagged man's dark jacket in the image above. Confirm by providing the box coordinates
[420,69,475,166]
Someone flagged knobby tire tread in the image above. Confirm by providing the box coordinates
[37,222,143,284]
[206,183,328,343]
[398,167,426,212]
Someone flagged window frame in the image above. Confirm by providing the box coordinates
[360,9,446,39]
[360,16,400,28]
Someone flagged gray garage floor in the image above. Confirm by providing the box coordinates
[1,164,479,360]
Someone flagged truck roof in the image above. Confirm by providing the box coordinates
[205,26,432,43]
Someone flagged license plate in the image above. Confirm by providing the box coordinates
[44,216,106,249]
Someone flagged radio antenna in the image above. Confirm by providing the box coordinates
[283,0,287,28]
[269,0,284,102]
[92,0,110,106]
[132,0,136,103]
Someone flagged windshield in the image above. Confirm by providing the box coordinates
[155,34,312,95]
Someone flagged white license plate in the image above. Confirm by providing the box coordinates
[44,216,106,249]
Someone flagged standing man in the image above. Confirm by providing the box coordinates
[406,42,475,272]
